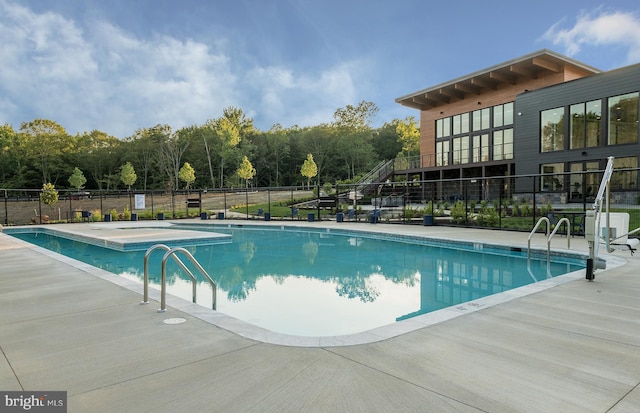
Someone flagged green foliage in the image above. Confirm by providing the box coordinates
[40,182,58,207]
[68,167,87,190]
[301,153,318,188]
[450,201,466,223]
[123,206,131,221]
[476,205,499,227]
[120,162,137,190]
[395,116,420,157]
[236,156,256,187]
[178,162,196,189]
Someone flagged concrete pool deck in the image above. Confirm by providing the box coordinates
[1,220,640,412]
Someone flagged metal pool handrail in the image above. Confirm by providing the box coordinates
[528,217,571,269]
[160,247,217,312]
[142,244,172,304]
[528,217,550,263]
[142,244,217,312]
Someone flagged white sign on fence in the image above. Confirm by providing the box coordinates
[135,194,145,209]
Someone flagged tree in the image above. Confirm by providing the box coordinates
[158,127,189,190]
[120,162,137,190]
[332,101,379,131]
[396,116,420,157]
[40,182,59,218]
[178,162,196,190]
[68,167,87,191]
[213,107,255,187]
[19,119,71,185]
[237,156,256,188]
[301,153,318,189]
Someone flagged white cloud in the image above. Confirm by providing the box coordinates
[543,9,640,65]
[0,0,372,137]
[246,62,360,128]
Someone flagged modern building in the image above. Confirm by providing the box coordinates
[395,49,639,204]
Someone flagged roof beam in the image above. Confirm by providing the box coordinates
[509,63,536,78]
[425,92,450,104]
[439,87,465,100]
[532,56,562,72]
[454,82,480,95]
[471,77,497,90]
[489,70,516,85]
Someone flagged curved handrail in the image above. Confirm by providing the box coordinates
[160,247,217,312]
[548,217,571,251]
[143,244,195,304]
[142,244,171,304]
[527,217,550,262]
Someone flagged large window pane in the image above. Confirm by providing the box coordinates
[570,103,585,149]
[461,112,469,133]
[443,116,451,137]
[472,134,489,163]
[472,108,490,131]
[493,131,503,160]
[436,119,443,138]
[494,105,504,128]
[586,100,601,147]
[541,163,564,191]
[503,129,513,159]
[608,92,639,145]
[504,102,514,125]
[437,140,450,166]
[453,115,461,135]
[452,136,469,165]
[610,156,638,190]
[541,107,565,152]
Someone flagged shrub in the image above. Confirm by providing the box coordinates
[450,201,466,224]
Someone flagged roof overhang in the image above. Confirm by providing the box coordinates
[395,49,601,110]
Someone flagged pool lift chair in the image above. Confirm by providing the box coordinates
[585,156,638,280]
[597,212,640,255]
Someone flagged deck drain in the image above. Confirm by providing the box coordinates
[163,318,186,325]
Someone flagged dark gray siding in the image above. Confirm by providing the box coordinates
[514,62,640,177]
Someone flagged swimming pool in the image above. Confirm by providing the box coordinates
[7,224,585,337]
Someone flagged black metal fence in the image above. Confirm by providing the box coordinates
[2,169,639,232]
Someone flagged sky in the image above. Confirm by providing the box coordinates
[1,0,640,139]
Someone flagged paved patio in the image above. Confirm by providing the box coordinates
[1,220,639,412]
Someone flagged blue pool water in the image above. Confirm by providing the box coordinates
[8,225,585,337]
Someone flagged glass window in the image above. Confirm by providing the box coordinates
[493,102,513,128]
[452,136,469,165]
[503,129,513,159]
[472,108,490,132]
[494,105,503,128]
[443,117,451,137]
[610,156,638,190]
[461,112,469,134]
[541,163,564,191]
[436,119,443,139]
[504,102,514,126]
[541,107,565,152]
[608,92,639,145]
[494,131,503,161]
[493,129,512,161]
[571,100,601,149]
[570,103,585,149]
[437,140,450,166]
[453,114,461,135]
[472,134,489,163]
[585,100,601,147]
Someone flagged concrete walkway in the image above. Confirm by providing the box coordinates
[1,221,640,412]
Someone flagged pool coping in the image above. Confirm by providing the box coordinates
[3,220,627,347]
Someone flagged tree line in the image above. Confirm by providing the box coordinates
[0,101,420,191]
